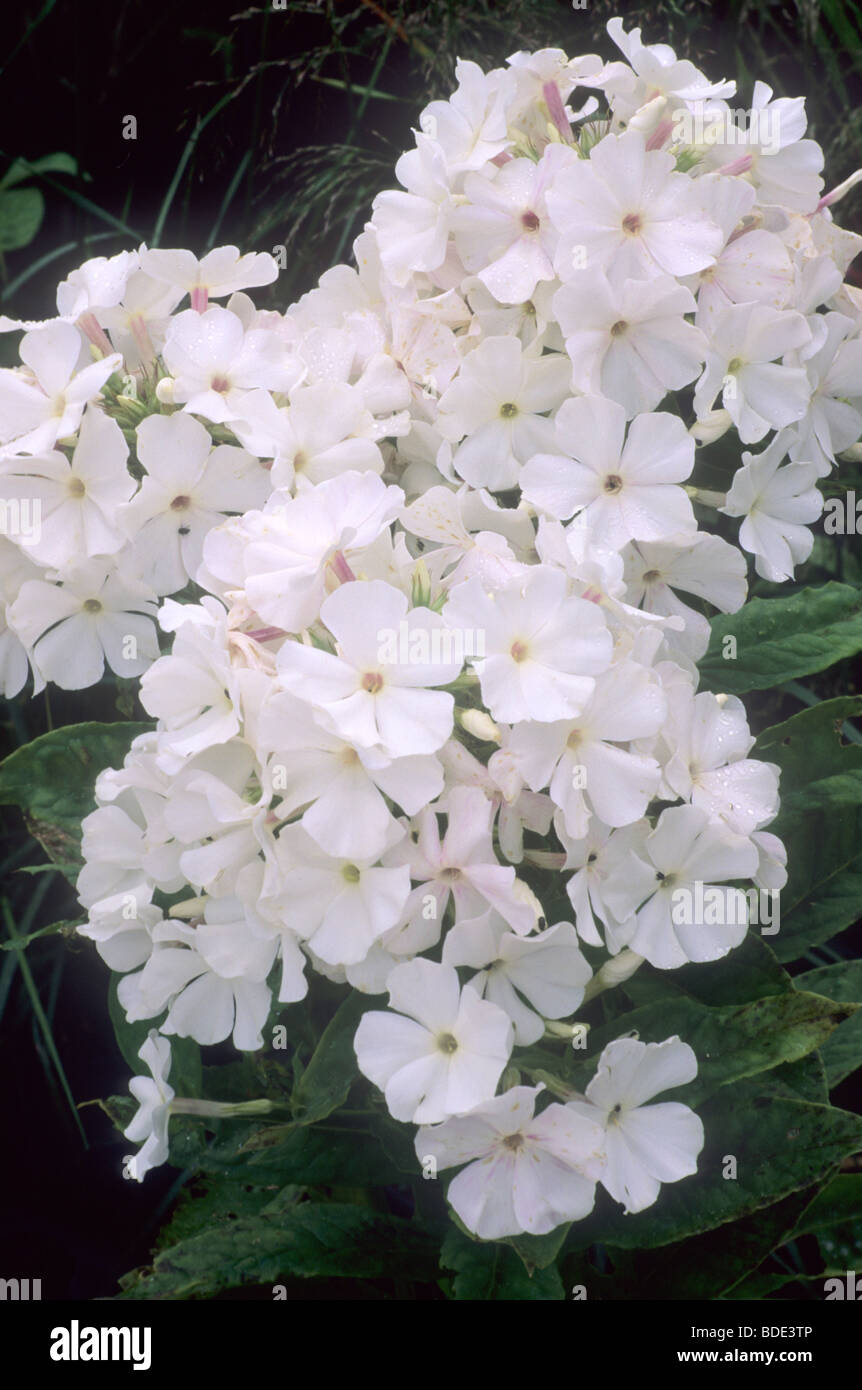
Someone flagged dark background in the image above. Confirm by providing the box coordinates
[1,0,861,1300]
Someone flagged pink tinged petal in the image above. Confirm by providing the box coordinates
[415,1112,502,1169]
[512,1149,598,1232]
[447,1151,520,1238]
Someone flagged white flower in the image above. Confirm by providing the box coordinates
[121,413,270,595]
[119,920,274,1051]
[416,58,509,176]
[508,659,666,838]
[452,148,570,304]
[416,1084,604,1237]
[663,688,781,835]
[0,321,121,457]
[162,306,303,423]
[258,688,443,861]
[353,958,513,1124]
[603,804,760,968]
[443,566,613,723]
[622,533,747,659]
[275,579,460,758]
[373,139,455,288]
[546,131,722,283]
[384,785,537,952]
[138,245,279,308]
[123,1031,175,1182]
[139,598,241,767]
[8,559,159,690]
[264,822,410,968]
[567,1035,704,1214]
[694,302,812,444]
[520,395,696,548]
[231,384,383,490]
[554,270,706,416]
[721,439,822,581]
[437,337,569,491]
[205,470,402,631]
[0,407,132,569]
[443,911,592,1045]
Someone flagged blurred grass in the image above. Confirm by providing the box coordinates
[0,0,860,323]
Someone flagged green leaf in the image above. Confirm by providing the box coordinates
[502,1224,570,1273]
[0,187,44,249]
[440,1228,565,1300]
[564,988,852,1108]
[153,1175,296,1251]
[753,699,862,960]
[698,583,862,694]
[118,1203,439,1299]
[589,1188,818,1301]
[0,152,77,188]
[290,990,370,1125]
[0,721,151,866]
[569,1085,862,1252]
[796,963,862,1088]
[625,934,792,1009]
[240,1123,409,1187]
[790,1175,862,1239]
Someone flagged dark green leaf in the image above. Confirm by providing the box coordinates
[440,1228,565,1300]
[698,584,862,694]
[118,1202,439,1298]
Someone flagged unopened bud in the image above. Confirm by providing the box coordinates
[690,408,732,445]
[458,708,501,743]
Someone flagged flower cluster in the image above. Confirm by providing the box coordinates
[69,18,861,1238]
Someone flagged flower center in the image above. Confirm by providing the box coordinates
[521,210,540,232]
[210,375,231,393]
[342,863,361,884]
[727,357,743,375]
[440,866,462,882]
[609,320,628,337]
[82,598,103,614]
[503,1132,525,1150]
[603,474,624,494]
[642,569,661,583]
[622,212,643,235]
[171,495,192,511]
[510,639,529,662]
[499,402,519,418]
[68,477,86,498]
[437,1032,459,1055]
[566,729,582,750]
[361,671,384,694]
